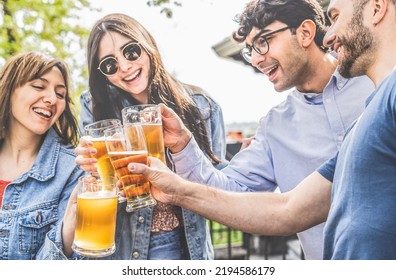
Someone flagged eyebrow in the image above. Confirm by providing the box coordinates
[99,41,135,61]
[253,28,272,42]
[120,41,133,50]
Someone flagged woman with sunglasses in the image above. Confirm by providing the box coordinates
[72,13,227,260]
[0,52,83,259]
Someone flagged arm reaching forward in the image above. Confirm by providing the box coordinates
[129,157,332,236]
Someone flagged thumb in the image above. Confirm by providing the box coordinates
[127,156,165,175]
[128,161,151,176]
[147,156,166,169]
[158,103,176,119]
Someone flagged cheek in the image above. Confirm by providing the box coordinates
[56,102,67,117]
[140,53,151,73]
[105,74,126,89]
[106,75,119,85]
[10,95,27,116]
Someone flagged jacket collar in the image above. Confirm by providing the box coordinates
[13,128,61,183]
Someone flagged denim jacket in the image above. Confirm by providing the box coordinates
[0,128,84,260]
[78,87,227,260]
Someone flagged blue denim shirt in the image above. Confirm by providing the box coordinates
[78,87,227,260]
[0,128,84,260]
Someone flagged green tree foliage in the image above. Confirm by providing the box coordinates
[0,0,180,118]
[146,0,181,18]
[0,0,96,111]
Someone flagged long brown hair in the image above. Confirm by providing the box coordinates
[87,13,220,164]
[0,52,80,146]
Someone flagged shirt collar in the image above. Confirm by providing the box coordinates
[332,68,349,90]
[296,68,349,104]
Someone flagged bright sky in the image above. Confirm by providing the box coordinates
[84,0,289,124]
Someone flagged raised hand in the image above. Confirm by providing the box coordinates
[74,137,98,173]
[159,104,192,153]
[127,156,181,204]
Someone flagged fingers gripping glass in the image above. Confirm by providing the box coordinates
[241,26,290,63]
[98,42,143,76]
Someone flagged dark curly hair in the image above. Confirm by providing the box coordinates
[233,0,329,51]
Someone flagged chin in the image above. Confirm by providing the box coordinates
[31,125,52,136]
[274,83,292,93]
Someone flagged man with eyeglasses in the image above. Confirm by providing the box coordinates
[140,0,374,260]
[139,0,374,259]
[129,0,396,260]
[138,0,374,259]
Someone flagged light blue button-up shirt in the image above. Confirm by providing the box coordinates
[171,70,375,260]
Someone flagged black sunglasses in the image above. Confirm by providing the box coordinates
[97,42,143,76]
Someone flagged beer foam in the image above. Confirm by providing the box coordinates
[79,190,117,199]
[108,150,147,156]
[141,123,161,126]
[83,135,106,141]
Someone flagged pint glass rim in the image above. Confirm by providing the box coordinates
[103,123,147,152]
[121,104,161,125]
[121,104,158,113]
[103,122,144,136]
[77,174,117,195]
[84,119,121,136]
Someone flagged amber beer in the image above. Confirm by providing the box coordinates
[121,105,166,163]
[72,175,118,257]
[74,191,117,251]
[141,123,166,163]
[84,119,121,186]
[108,150,154,212]
[84,136,115,186]
[105,123,156,212]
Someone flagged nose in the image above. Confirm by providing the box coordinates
[117,55,132,73]
[251,49,265,69]
[323,25,336,49]
[42,90,57,105]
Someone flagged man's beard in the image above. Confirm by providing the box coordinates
[338,6,375,78]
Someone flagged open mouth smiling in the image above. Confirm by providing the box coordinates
[260,63,280,80]
[265,64,279,77]
[124,69,141,82]
[33,107,53,119]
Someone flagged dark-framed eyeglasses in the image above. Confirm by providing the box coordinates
[97,42,143,76]
[241,26,290,64]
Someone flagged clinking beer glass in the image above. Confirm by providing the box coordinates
[72,175,118,257]
[104,123,157,212]
[84,119,125,202]
[121,104,166,163]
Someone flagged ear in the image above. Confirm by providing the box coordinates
[296,19,316,48]
[371,0,388,25]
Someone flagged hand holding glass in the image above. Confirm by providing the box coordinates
[72,175,118,257]
[105,124,157,212]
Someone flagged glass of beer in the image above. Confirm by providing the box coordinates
[121,105,166,163]
[72,175,118,257]
[104,123,157,212]
[84,119,125,202]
